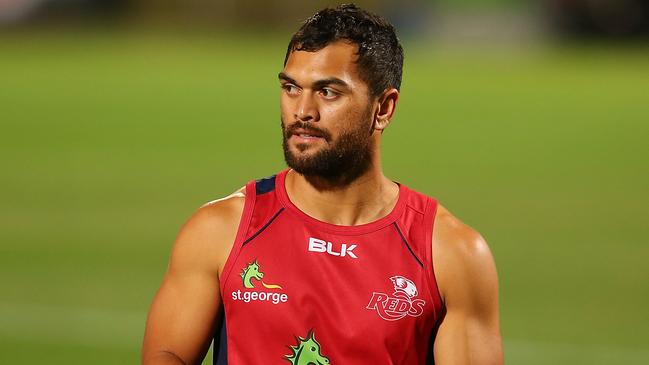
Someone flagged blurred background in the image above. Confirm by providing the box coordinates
[1,0,647,364]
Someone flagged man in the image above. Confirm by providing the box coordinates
[142,4,502,364]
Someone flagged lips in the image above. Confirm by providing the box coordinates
[292,128,324,139]
[294,134,324,141]
[291,133,325,144]
[287,124,330,142]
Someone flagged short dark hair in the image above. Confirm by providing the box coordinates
[284,3,404,97]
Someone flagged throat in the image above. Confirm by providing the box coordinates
[285,170,400,226]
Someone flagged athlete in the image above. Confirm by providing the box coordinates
[142,4,502,365]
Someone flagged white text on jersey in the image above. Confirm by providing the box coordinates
[308,237,358,259]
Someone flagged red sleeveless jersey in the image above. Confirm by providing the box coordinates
[214,169,445,364]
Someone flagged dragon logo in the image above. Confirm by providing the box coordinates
[240,260,282,289]
[285,330,330,365]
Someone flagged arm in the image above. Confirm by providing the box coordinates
[432,206,503,365]
[141,191,244,365]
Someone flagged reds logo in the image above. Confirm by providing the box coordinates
[366,276,426,321]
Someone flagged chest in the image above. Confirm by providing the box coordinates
[220,217,438,363]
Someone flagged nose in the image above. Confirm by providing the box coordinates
[295,92,319,123]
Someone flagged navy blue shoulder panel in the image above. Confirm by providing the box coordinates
[255,174,277,195]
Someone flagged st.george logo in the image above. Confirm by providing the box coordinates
[232,260,288,305]
[308,237,358,259]
[366,276,425,321]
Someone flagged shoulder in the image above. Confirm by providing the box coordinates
[432,204,498,307]
[196,187,247,228]
[168,187,247,277]
[433,204,491,263]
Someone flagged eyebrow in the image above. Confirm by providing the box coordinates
[278,72,350,90]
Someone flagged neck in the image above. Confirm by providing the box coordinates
[284,163,400,226]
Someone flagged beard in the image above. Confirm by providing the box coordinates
[281,110,374,184]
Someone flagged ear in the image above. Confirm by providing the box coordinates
[373,88,399,131]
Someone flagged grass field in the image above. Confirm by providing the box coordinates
[1,31,648,364]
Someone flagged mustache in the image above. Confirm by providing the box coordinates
[284,121,332,142]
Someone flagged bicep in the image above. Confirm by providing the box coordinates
[142,202,240,365]
[432,214,503,364]
[142,266,221,365]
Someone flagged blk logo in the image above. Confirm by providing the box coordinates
[308,237,358,259]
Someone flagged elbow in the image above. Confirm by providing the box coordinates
[141,350,189,365]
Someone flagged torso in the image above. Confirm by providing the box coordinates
[214,169,445,364]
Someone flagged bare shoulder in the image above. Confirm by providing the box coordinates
[168,187,247,277]
[433,204,492,263]
[197,186,246,225]
[432,204,498,307]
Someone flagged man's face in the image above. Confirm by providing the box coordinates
[279,41,376,181]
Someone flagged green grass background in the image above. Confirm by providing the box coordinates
[1,32,648,364]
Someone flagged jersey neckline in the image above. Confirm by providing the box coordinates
[275,169,408,235]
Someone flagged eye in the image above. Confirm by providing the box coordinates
[281,83,300,95]
[319,88,338,99]
[311,346,316,352]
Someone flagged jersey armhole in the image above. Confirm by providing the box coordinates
[423,197,444,316]
[219,181,256,293]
